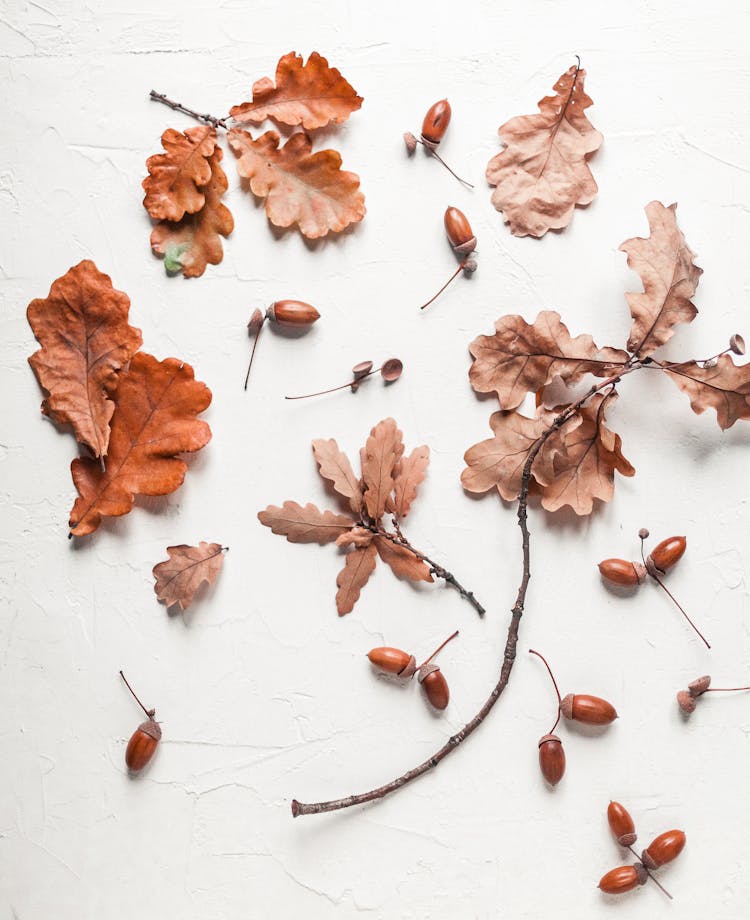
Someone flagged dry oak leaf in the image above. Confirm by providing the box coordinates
[461,407,568,502]
[68,353,212,537]
[374,537,433,583]
[335,527,374,549]
[486,64,602,238]
[361,417,405,519]
[312,438,362,514]
[537,393,634,515]
[621,201,702,358]
[336,543,378,615]
[230,51,363,131]
[27,260,143,459]
[258,501,354,544]
[468,311,628,409]
[143,126,218,221]
[153,542,226,611]
[663,356,750,430]
[228,128,365,238]
[392,446,430,518]
[150,146,234,278]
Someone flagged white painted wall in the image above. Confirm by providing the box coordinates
[2,1,749,916]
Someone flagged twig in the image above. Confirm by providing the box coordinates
[149,91,228,130]
[291,369,633,817]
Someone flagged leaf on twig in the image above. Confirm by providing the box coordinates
[468,311,628,409]
[361,418,404,519]
[621,201,702,357]
[258,501,354,544]
[68,353,212,537]
[143,127,218,221]
[312,438,362,514]
[228,128,366,238]
[230,51,363,130]
[537,393,634,515]
[375,537,433,582]
[150,146,234,278]
[27,261,142,459]
[663,357,750,429]
[153,542,226,611]
[486,63,602,237]
[336,543,377,615]
[392,446,430,517]
[335,527,374,549]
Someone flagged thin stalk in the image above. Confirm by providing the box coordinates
[649,571,711,649]
[529,649,563,734]
[419,141,474,188]
[418,631,459,669]
[119,671,153,718]
[244,320,266,390]
[420,262,466,310]
[285,369,378,401]
[626,845,673,900]
[149,91,227,130]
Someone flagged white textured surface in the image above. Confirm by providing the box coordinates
[2,1,750,917]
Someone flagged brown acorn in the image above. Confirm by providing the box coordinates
[444,206,476,255]
[538,733,566,786]
[598,558,646,586]
[607,801,637,847]
[403,100,472,187]
[367,647,417,678]
[560,693,618,725]
[244,300,321,389]
[642,830,686,869]
[367,631,457,711]
[598,864,648,894]
[418,663,449,710]
[648,536,686,573]
[120,671,161,775]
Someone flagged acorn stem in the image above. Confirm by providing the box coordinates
[420,263,466,310]
[705,686,750,692]
[418,630,459,669]
[244,317,266,390]
[119,671,153,719]
[419,141,474,188]
[285,369,377,401]
[649,571,711,649]
[627,845,673,900]
[529,648,563,731]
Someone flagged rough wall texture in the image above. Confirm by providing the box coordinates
[2,1,749,917]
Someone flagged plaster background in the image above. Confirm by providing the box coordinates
[2,1,750,917]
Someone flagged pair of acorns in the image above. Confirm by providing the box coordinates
[367,630,458,710]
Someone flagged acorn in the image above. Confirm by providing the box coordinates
[418,663,450,710]
[647,536,686,574]
[244,300,320,388]
[598,864,648,894]
[598,558,646,586]
[642,830,686,869]
[538,733,566,786]
[607,801,637,847]
[560,693,618,725]
[120,671,161,775]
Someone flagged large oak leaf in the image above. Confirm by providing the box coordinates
[336,543,377,615]
[537,394,634,515]
[68,353,212,537]
[228,128,366,238]
[663,357,750,430]
[468,311,628,409]
[230,51,363,130]
[150,146,234,278]
[361,418,404,520]
[153,542,226,611]
[142,127,217,221]
[375,537,433,583]
[312,438,362,514]
[620,201,702,357]
[258,501,354,544]
[486,64,602,237]
[27,260,143,459]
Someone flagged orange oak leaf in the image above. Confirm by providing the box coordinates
[227,128,366,238]
[312,438,362,514]
[258,501,354,544]
[392,446,430,517]
[461,408,569,501]
[68,353,212,537]
[230,51,363,130]
[143,126,218,221]
[374,537,433,583]
[150,146,234,278]
[336,543,378,615]
[27,260,143,459]
[620,201,702,357]
[486,64,602,238]
[153,542,226,611]
[662,357,750,430]
[536,394,634,515]
[361,418,404,519]
[468,311,628,409]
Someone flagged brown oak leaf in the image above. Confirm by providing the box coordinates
[392,446,430,517]
[27,260,142,459]
[335,527,374,549]
[312,438,362,514]
[374,537,432,583]
[142,126,218,221]
[153,542,226,611]
[150,146,234,278]
[230,51,363,131]
[257,501,354,543]
[361,418,404,519]
[68,353,212,537]
[468,311,628,409]
[336,543,378,615]
[227,128,366,238]
[536,393,634,515]
[486,64,602,238]
[662,357,750,430]
[620,201,702,357]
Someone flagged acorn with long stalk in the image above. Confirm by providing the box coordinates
[598,528,710,648]
[244,300,320,389]
[404,100,473,188]
[120,670,161,774]
[368,630,459,710]
[286,358,403,401]
[677,674,750,714]
[421,207,477,311]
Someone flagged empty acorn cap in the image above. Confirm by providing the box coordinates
[730,333,746,355]
[352,360,374,380]
[247,308,264,336]
[403,131,417,154]
[677,689,697,713]
[381,358,403,382]
[462,258,478,273]
[638,527,650,540]
[688,675,711,696]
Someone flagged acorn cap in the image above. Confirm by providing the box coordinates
[453,236,477,256]
[400,655,418,679]
[677,690,697,713]
[247,308,264,336]
[381,358,403,383]
[560,694,574,720]
[538,732,561,748]
[730,333,746,355]
[688,675,711,697]
[641,849,658,871]
[618,832,638,847]
[138,719,162,741]
[634,862,648,886]
[403,131,417,154]
[417,662,440,683]
[462,258,478,273]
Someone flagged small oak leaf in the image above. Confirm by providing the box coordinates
[336,543,377,615]
[230,51,363,130]
[663,357,750,430]
[258,501,354,544]
[335,527,374,548]
[361,418,404,520]
[392,446,430,517]
[312,438,362,514]
[143,126,217,221]
[375,537,433,583]
[153,542,226,611]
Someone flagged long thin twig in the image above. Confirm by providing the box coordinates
[291,369,633,817]
[149,91,228,130]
